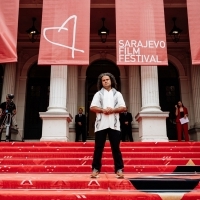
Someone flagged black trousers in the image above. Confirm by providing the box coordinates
[75,127,86,142]
[0,113,12,141]
[121,127,133,142]
[92,128,124,173]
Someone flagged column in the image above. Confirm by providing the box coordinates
[120,76,128,106]
[1,63,16,102]
[140,66,161,112]
[67,66,78,141]
[77,75,86,139]
[129,66,141,141]
[78,75,86,109]
[47,65,68,112]
[39,65,72,141]
[135,66,169,141]
[179,75,191,118]
[189,65,200,140]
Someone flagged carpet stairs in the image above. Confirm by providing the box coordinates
[0,141,199,199]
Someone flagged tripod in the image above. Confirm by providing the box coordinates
[0,113,23,142]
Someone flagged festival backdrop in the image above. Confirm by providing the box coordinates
[115,0,168,66]
[38,0,90,65]
[187,0,200,65]
[0,0,19,63]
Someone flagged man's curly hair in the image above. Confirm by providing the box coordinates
[97,72,117,91]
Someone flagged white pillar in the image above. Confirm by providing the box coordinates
[1,63,16,102]
[191,66,200,125]
[136,66,168,141]
[179,75,190,116]
[47,65,68,112]
[120,76,128,106]
[78,75,86,109]
[141,66,161,112]
[40,65,72,141]
[15,76,27,140]
[129,66,141,141]
[67,66,78,141]
[190,65,200,140]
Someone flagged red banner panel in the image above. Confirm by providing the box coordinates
[0,0,19,63]
[38,0,90,65]
[187,0,200,65]
[116,0,168,66]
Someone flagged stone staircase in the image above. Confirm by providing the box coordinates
[0,141,199,199]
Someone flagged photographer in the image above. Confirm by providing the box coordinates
[0,94,17,141]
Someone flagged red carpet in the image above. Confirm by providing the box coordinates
[0,141,199,199]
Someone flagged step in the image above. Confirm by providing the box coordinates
[0,152,200,158]
[0,158,199,165]
[0,141,199,147]
[1,190,200,200]
[1,146,200,152]
[0,173,199,200]
[0,173,199,191]
[0,165,199,173]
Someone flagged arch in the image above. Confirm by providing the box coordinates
[21,55,38,76]
[167,54,185,76]
[86,59,120,78]
[81,53,126,77]
[89,53,116,64]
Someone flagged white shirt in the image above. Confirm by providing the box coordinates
[90,88,126,132]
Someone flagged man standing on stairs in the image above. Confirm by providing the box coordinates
[75,107,86,142]
[90,72,126,178]
[119,107,133,142]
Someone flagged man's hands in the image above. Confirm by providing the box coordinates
[90,106,126,114]
[102,107,114,115]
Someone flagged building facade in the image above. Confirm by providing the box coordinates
[1,0,200,142]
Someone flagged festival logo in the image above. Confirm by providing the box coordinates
[43,15,84,59]
[38,0,90,65]
[118,40,166,63]
[116,0,168,66]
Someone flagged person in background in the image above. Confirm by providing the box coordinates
[75,107,86,142]
[0,94,17,141]
[119,107,133,142]
[175,100,189,142]
[90,72,126,178]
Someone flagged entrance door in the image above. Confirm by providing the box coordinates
[158,63,180,140]
[86,60,120,139]
[24,64,50,140]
